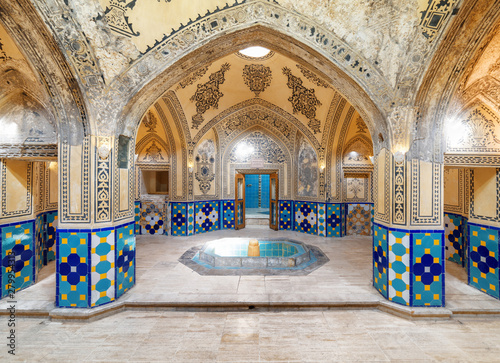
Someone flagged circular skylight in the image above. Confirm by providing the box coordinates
[238,46,271,58]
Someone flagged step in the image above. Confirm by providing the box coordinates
[246,218,269,225]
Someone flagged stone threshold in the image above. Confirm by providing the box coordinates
[3,299,500,322]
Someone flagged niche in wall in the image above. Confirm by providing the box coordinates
[142,170,169,195]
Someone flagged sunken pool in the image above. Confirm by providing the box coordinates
[195,238,312,269]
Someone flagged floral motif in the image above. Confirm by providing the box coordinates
[190,63,231,129]
[296,64,330,89]
[178,66,209,89]
[242,64,272,97]
[104,0,140,38]
[282,67,322,134]
[195,140,216,195]
[143,111,158,132]
[229,131,286,164]
[143,141,164,162]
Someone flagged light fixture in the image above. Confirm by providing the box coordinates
[235,142,254,159]
[239,46,271,58]
[319,163,325,172]
[394,150,405,163]
[188,162,194,173]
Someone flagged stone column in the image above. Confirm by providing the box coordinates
[56,135,136,308]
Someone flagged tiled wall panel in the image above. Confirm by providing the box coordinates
[326,203,342,237]
[373,225,388,298]
[294,202,317,235]
[171,203,187,236]
[347,204,372,236]
[140,202,165,235]
[134,201,141,235]
[90,230,115,307]
[57,232,89,308]
[279,200,292,230]
[412,232,444,307]
[222,200,235,229]
[195,201,220,234]
[116,224,136,299]
[317,203,326,237]
[388,230,410,305]
[444,213,464,266]
[1,222,35,298]
[469,224,499,299]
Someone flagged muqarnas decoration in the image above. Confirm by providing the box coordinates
[243,64,272,97]
[282,67,322,134]
[229,131,286,164]
[190,63,231,129]
[195,139,216,195]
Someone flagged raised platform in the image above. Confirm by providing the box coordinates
[1,227,500,322]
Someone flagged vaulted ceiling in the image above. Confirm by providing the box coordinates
[0,0,499,161]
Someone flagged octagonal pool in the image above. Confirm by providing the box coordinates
[194,238,313,269]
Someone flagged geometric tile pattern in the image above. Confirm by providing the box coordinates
[388,230,410,305]
[294,202,317,235]
[45,211,57,262]
[57,232,89,308]
[412,232,444,307]
[171,203,187,236]
[279,200,292,231]
[91,230,115,307]
[1,221,35,298]
[35,215,43,275]
[469,224,499,299]
[116,224,135,299]
[187,202,195,236]
[222,200,235,229]
[373,225,388,298]
[134,201,141,235]
[195,201,219,234]
[326,203,342,237]
[317,203,326,237]
[140,202,164,235]
[165,202,171,236]
[444,213,463,266]
[346,203,371,236]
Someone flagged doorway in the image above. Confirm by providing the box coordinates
[235,172,279,230]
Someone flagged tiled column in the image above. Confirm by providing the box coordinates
[56,135,136,308]
[373,147,445,307]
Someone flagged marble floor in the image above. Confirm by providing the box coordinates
[4,309,500,362]
[2,227,500,361]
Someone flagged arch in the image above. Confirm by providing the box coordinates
[414,1,500,161]
[116,25,388,150]
[222,125,293,199]
[135,133,170,163]
[0,0,90,140]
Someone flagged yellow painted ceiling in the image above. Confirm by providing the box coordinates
[139,48,369,154]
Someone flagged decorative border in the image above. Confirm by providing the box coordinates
[113,136,135,221]
[393,160,406,225]
[444,154,500,166]
[96,139,112,223]
[469,168,500,223]
[374,149,391,223]
[60,137,90,223]
[444,167,464,215]
[411,160,442,226]
[1,160,32,218]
